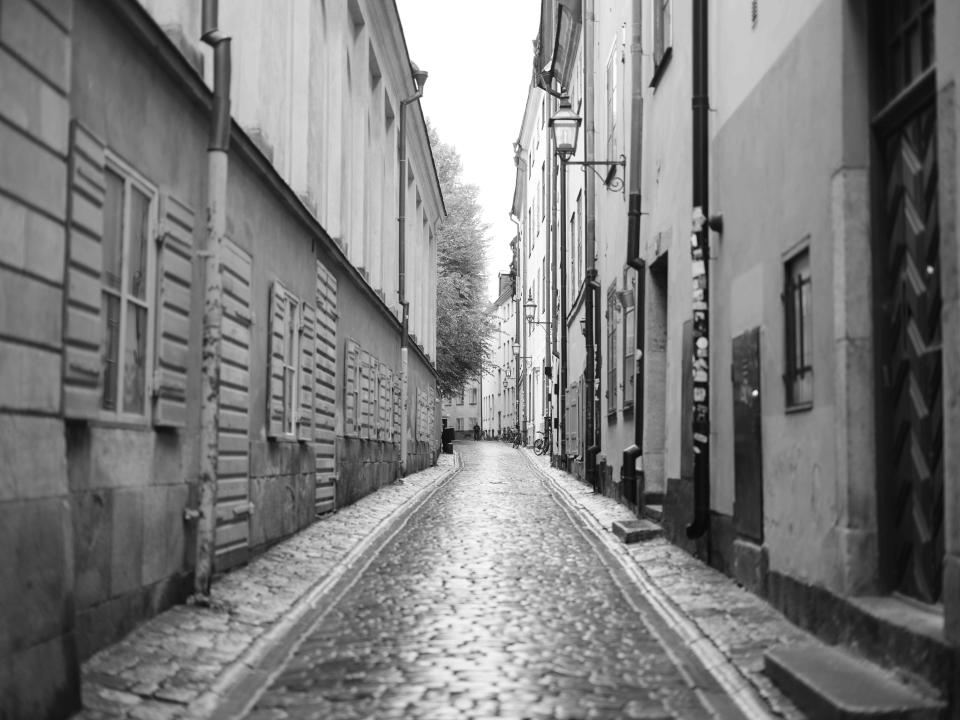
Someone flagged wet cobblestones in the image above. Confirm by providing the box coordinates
[245,443,714,720]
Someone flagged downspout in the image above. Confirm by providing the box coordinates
[398,70,425,476]
[195,0,231,599]
[510,213,523,442]
[687,0,711,539]
[622,2,644,510]
[583,0,600,492]
[544,100,554,455]
[558,147,569,469]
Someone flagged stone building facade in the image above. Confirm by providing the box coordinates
[0,1,441,717]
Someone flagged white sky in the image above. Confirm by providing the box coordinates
[395,0,542,301]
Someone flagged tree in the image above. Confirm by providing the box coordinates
[429,126,494,397]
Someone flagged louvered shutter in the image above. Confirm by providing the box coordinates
[153,190,194,427]
[379,363,390,440]
[63,122,106,418]
[392,376,402,444]
[298,303,315,441]
[313,261,337,514]
[267,281,285,438]
[359,350,372,440]
[344,339,359,437]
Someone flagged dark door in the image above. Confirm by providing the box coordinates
[732,327,763,543]
[873,0,943,603]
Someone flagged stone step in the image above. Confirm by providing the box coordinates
[642,504,663,523]
[611,518,662,544]
[764,644,946,720]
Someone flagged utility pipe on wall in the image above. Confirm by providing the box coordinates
[622,1,644,506]
[195,0,231,598]
[582,0,600,492]
[687,0,711,540]
[398,66,426,476]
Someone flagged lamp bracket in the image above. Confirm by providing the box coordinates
[566,155,627,195]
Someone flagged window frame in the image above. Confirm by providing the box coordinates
[99,151,159,425]
[622,268,636,410]
[606,283,618,415]
[651,0,673,88]
[783,244,813,411]
[278,286,302,439]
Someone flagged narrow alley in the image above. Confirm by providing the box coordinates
[240,442,786,720]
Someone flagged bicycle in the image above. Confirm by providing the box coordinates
[533,427,551,455]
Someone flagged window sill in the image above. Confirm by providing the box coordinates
[650,47,673,89]
[785,401,813,415]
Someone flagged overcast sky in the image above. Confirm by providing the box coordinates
[394,0,542,301]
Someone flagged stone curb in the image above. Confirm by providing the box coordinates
[76,453,462,720]
[518,449,778,720]
[196,451,464,719]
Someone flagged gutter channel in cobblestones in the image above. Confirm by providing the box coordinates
[198,452,464,719]
[519,449,779,720]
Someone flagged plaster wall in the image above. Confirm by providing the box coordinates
[635,0,692,501]
[936,0,960,643]
[710,0,877,591]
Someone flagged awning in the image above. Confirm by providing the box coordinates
[533,0,581,94]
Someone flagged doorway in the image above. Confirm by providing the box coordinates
[872,0,943,604]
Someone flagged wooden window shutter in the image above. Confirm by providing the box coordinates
[392,375,402,444]
[153,190,194,427]
[344,339,359,437]
[313,260,337,446]
[63,122,107,418]
[298,303,316,441]
[378,363,390,440]
[267,281,286,438]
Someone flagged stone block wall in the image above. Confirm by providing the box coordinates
[0,1,81,717]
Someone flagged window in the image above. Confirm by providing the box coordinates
[470,388,478,405]
[606,43,619,160]
[606,285,618,414]
[276,287,301,436]
[623,270,636,409]
[576,191,584,288]
[101,159,157,418]
[652,0,673,85]
[456,417,464,431]
[456,391,464,405]
[784,248,812,408]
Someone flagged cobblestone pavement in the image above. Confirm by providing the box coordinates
[244,442,755,720]
[75,454,460,720]
[523,449,810,720]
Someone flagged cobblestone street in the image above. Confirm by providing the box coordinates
[245,442,739,720]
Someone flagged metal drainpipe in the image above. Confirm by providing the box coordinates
[687,0,711,539]
[195,0,231,599]
[622,2,644,510]
[510,213,523,442]
[583,0,600,493]
[558,152,569,469]
[398,84,423,476]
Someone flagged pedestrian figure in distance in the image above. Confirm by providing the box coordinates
[473,424,480,441]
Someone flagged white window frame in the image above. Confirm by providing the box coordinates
[100,151,158,424]
[278,286,301,439]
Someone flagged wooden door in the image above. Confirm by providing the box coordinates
[873,0,943,603]
[732,327,763,543]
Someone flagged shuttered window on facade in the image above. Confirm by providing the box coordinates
[267,281,301,439]
[63,121,193,428]
[343,338,360,437]
[606,284,618,415]
[314,261,338,514]
[215,238,253,570]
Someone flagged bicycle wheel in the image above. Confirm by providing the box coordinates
[533,438,544,454]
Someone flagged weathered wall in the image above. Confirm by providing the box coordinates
[67,0,207,658]
[710,0,875,593]
[0,0,81,717]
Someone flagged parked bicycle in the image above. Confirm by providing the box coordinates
[533,427,551,455]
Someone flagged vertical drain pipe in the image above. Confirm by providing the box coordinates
[687,0,711,539]
[398,65,426,477]
[622,1,644,509]
[582,0,600,493]
[195,0,231,598]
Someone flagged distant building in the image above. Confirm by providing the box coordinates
[441,379,482,439]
